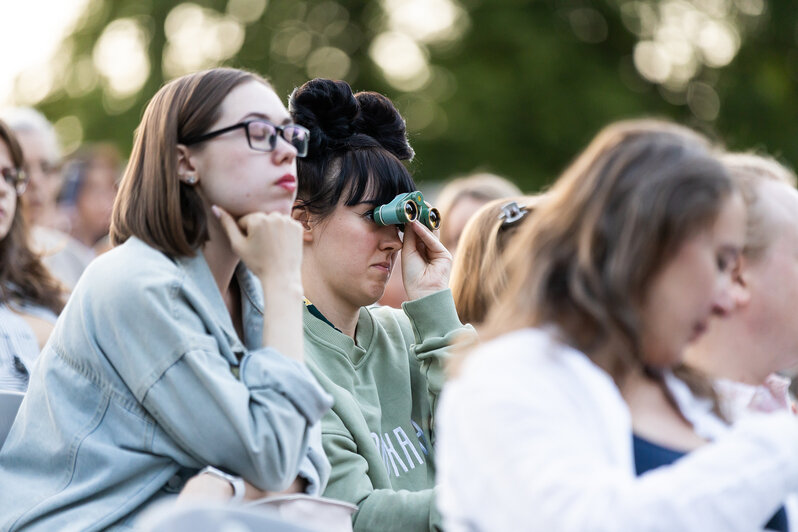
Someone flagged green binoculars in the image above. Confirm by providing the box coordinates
[371,191,441,231]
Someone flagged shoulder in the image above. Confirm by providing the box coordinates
[74,238,184,312]
[460,327,621,405]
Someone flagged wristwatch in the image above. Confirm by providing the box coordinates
[199,465,246,503]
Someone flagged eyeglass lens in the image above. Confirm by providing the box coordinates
[247,121,309,156]
[1,168,27,194]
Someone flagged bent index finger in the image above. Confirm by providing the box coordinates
[408,220,449,255]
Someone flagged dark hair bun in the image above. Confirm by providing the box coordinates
[289,78,413,161]
[289,79,358,159]
[353,91,414,161]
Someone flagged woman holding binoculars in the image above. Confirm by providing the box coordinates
[288,78,475,532]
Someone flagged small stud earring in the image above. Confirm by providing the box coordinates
[185,175,197,185]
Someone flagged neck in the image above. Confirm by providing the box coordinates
[684,322,772,386]
[202,217,240,300]
[301,260,360,339]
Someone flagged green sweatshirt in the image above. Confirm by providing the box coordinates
[303,289,475,532]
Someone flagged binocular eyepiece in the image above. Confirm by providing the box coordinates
[371,191,441,231]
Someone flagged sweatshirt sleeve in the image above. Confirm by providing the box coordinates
[321,423,443,532]
[94,275,333,493]
[401,289,477,425]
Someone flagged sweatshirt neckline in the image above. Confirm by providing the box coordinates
[303,304,375,367]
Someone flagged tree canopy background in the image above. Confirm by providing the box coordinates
[14,0,798,192]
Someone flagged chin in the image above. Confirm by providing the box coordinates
[262,200,294,216]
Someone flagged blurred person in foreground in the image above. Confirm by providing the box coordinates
[0,119,65,392]
[437,119,798,531]
[379,172,521,308]
[1,107,92,288]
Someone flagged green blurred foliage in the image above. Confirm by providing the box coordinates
[32,0,798,192]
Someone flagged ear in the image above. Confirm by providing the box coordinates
[176,144,199,185]
[731,258,752,308]
[292,204,315,243]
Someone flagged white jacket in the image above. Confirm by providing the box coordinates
[436,327,798,532]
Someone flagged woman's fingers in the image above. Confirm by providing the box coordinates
[407,221,450,260]
[212,207,303,280]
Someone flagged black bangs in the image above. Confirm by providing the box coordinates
[341,149,416,207]
[295,145,417,220]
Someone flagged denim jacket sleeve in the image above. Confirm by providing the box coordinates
[91,259,333,492]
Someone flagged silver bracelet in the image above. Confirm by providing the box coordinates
[198,465,246,503]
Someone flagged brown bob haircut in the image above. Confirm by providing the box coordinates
[111,67,270,257]
[0,119,64,313]
[484,119,735,382]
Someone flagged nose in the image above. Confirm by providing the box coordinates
[378,224,402,251]
[0,176,11,196]
[271,137,298,166]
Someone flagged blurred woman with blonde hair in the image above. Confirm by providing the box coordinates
[449,195,540,328]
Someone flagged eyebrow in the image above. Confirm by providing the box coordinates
[241,112,292,125]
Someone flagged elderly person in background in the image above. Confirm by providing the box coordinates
[684,154,798,420]
[1,107,93,289]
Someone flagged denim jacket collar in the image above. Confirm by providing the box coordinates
[171,242,265,362]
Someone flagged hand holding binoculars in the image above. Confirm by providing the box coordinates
[370,191,441,231]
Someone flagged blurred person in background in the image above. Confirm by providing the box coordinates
[436,172,522,255]
[437,119,798,532]
[0,119,65,393]
[449,195,541,330]
[683,154,798,418]
[1,107,92,289]
[378,172,521,308]
[0,107,66,231]
[59,143,121,252]
[680,153,798,530]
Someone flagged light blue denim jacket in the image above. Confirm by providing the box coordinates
[0,237,333,531]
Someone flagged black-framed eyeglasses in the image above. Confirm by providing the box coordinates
[181,119,310,157]
[1,167,28,195]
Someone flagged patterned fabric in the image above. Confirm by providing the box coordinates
[0,301,56,392]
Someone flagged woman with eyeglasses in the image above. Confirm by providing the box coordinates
[286,78,476,532]
[0,119,65,393]
[0,68,333,530]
